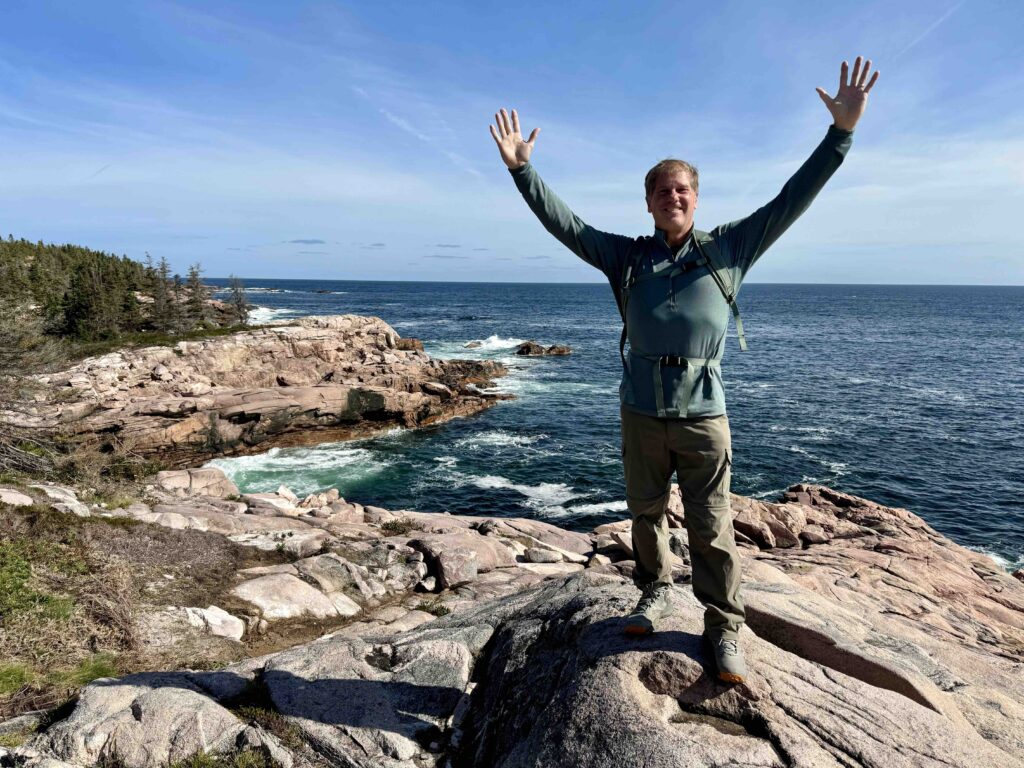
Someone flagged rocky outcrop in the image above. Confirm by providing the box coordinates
[514,341,571,356]
[7,475,1023,768]
[20,316,510,467]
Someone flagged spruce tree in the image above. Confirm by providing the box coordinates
[227,274,252,326]
[151,256,172,332]
[186,263,210,329]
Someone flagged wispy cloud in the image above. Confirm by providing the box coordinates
[288,238,326,244]
[435,243,461,248]
[895,2,965,60]
[426,253,469,259]
[86,163,111,180]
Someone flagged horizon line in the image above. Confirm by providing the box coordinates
[206,277,1024,288]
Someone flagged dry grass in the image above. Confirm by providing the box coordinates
[0,503,287,718]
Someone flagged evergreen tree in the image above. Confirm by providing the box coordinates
[171,272,186,332]
[151,255,172,332]
[227,274,252,326]
[185,263,210,329]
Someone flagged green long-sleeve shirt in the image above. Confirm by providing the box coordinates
[509,125,853,418]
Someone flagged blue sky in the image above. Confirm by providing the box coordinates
[1,0,1022,284]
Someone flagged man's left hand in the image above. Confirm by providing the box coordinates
[817,56,879,132]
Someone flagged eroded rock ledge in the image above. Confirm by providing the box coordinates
[2,472,1022,768]
[23,316,510,468]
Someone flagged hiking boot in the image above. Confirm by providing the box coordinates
[624,583,673,635]
[704,631,746,683]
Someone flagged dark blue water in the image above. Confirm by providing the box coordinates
[204,279,1024,571]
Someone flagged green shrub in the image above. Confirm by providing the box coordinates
[380,518,424,537]
[419,599,450,617]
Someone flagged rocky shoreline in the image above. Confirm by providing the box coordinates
[1,467,1022,767]
[2,313,1023,767]
[18,315,509,468]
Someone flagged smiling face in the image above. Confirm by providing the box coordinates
[646,169,699,239]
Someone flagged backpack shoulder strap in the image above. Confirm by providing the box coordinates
[692,229,748,351]
[617,244,640,371]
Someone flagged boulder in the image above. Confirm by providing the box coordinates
[514,341,544,356]
[0,488,35,506]
[154,467,240,498]
[231,574,358,620]
[184,606,246,642]
[35,673,246,768]
[29,484,91,517]
[524,547,561,564]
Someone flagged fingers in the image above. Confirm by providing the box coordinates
[494,112,506,139]
[864,69,880,93]
[840,60,849,88]
[850,56,862,89]
[500,108,513,136]
[526,127,540,146]
[857,58,872,88]
[511,109,521,135]
[815,87,833,106]
[489,124,502,146]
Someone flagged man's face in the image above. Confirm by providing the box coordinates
[646,170,698,234]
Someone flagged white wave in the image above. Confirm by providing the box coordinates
[567,499,629,515]
[769,425,844,437]
[471,475,581,509]
[205,443,388,495]
[454,431,547,450]
[432,455,459,469]
[966,546,1024,573]
[247,306,297,325]
[244,287,296,293]
[463,334,527,351]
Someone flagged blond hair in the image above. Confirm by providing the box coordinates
[644,159,699,198]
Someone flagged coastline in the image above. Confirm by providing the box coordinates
[2,309,1023,765]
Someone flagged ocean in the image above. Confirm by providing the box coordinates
[203,279,1024,572]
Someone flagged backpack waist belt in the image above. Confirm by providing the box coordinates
[629,348,721,418]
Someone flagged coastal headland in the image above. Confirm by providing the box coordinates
[1,313,1022,767]
[19,315,510,468]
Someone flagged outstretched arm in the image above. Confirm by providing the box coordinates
[490,108,632,281]
[719,57,880,278]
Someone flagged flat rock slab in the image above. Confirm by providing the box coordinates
[0,488,35,506]
[231,573,359,620]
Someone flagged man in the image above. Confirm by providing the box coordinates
[490,58,878,683]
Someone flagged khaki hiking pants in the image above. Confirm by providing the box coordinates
[621,405,745,637]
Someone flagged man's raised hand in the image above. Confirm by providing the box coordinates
[489,108,539,170]
[816,56,879,132]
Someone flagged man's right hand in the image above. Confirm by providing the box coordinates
[489,108,539,169]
